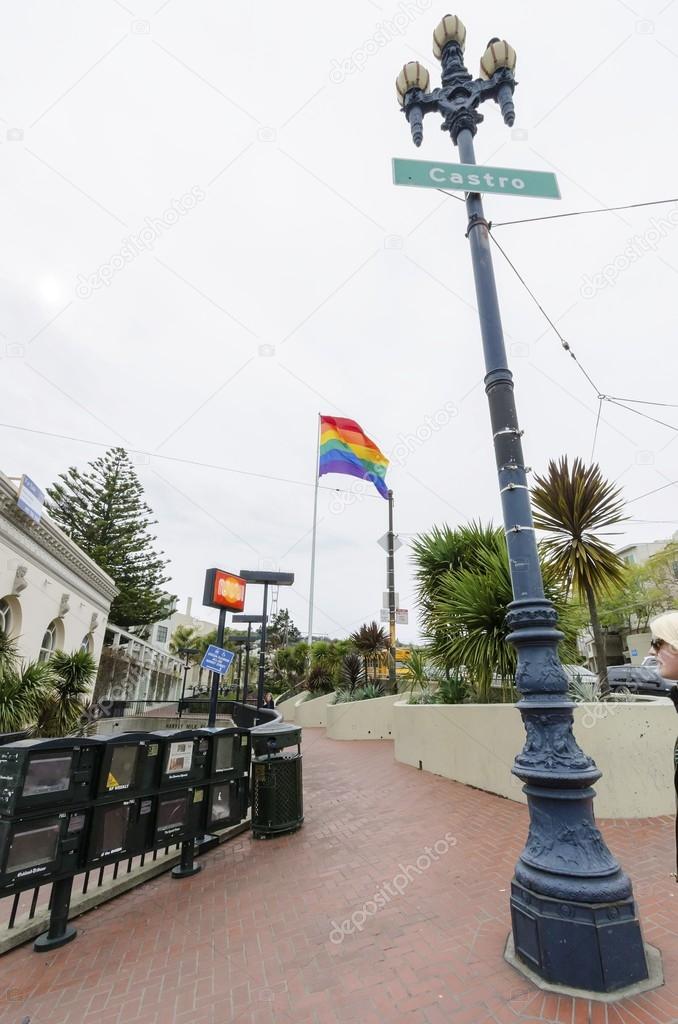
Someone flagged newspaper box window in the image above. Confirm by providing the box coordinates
[154,786,206,846]
[0,738,103,815]
[154,729,211,786]
[0,810,88,888]
[86,798,153,867]
[96,734,160,800]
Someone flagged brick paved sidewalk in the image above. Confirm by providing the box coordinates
[0,731,676,1024]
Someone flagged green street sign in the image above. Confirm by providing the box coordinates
[392,157,560,200]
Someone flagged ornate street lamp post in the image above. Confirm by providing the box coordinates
[395,15,652,994]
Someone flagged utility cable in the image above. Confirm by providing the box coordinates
[603,397,678,434]
[605,395,678,409]
[491,197,678,229]
[487,230,604,396]
[0,421,383,498]
[628,479,678,504]
[591,397,603,462]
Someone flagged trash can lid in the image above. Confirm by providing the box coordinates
[251,721,301,753]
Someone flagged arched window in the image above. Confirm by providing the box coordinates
[39,621,59,662]
[80,633,93,654]
[0,599,12,637]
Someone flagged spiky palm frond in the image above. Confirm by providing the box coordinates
[0,658,54,735]
[37,650,96,737]
[531,456,628,597]
[349,623,389,654]
[341,652,364,690]
[420,527,579,699]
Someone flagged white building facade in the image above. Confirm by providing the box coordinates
[0,471,117,666]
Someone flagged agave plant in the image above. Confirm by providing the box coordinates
[531,456,628,691]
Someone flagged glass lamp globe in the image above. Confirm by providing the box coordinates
[479,39,517,79]
[432,15,466,60]
[395,61,431,105]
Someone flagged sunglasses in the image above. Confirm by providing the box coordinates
[650,638,667,652]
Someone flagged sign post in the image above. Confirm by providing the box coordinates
[202,569,246,727]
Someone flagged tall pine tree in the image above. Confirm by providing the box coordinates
[46,448,174,629]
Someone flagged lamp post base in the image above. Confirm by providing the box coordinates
[505,932,664,1003]
[510,879,650,993]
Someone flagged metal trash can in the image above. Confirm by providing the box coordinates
[250,722,303,839]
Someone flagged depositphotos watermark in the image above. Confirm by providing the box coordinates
[329,0,432,83]
[580,207,678,299]
[76,186,206,298]
[329,832,457,944]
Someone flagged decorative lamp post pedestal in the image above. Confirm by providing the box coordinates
[395,15,659,996]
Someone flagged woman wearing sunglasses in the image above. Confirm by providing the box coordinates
[649,612,678,879]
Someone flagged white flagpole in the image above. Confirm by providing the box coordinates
[307,414,321,648]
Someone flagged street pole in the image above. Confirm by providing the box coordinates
[243,621,252,704]
[395,16,650,994]
[178,650,191,720]
[208,607,226,728]
[307,413,321,648]
[256,583,269,710]
[234,645,243,702]
[387,489,397,691]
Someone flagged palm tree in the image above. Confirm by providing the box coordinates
[37,649,96,737]
[413,522,579,701]
[531,456,628,690]
[0,632,54,735]
[169,625,203,655]
[350,623,389,683]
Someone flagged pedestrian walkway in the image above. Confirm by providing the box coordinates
[0,731,676,1023]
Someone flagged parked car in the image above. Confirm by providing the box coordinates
[607,664,677,697]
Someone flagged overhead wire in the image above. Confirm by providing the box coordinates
[0,421,383,498]
[491,196,678,229]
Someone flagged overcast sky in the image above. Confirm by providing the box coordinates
[2,0,678,641]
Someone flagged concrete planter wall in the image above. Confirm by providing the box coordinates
[326,694,402,740]
[393,699,676,819]
[295,692,336,728]
[275,691,310,722]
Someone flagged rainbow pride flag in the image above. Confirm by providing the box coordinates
[318,415,389,498]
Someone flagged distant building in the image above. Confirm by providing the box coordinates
[618,530,678,570]
[0,470,117,668]
[151,596,216,651]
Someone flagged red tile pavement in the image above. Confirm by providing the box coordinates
[0,731,677,1024]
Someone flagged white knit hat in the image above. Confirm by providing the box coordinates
[650,610,678,650]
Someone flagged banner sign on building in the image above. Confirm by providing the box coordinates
[17,475,45,525]
[202,569,247,612]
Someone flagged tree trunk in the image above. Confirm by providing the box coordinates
[585,581,608,694]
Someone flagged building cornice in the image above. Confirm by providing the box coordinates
[0,472,118,604]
